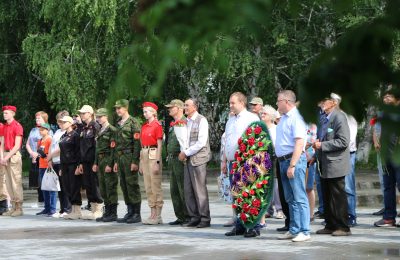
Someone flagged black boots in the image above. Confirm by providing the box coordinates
[0,200,8,215]
[126,203,141,224]
[117,204,134,223]
[102,204,118,222]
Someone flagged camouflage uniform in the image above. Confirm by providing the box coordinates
[167,119,188,222]
[113,99,142,223]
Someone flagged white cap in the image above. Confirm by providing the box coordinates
[78,105,94,114]
[59,116,74,124]
[330,93,342,104]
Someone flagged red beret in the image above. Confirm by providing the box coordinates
[2,105,17,112]
[143,102,158,111]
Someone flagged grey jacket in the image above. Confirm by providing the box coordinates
[316,108,350,179]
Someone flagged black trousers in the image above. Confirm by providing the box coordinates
[82,162,103,204]
[53,164,71,213]
[321,176,350,231]
[276,160,290,227]
[61,163,82,206]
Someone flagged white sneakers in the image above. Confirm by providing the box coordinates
[278,231,296,240]
[292,233,311,242]
[275,211,285,219]
[278,231,311,242]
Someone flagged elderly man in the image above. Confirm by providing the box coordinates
[314,96,351,236]
[249,97,264,115]
[179,98,212,228]
[330,93,359,227]
[223,92,259,237]
[275,90,310,242]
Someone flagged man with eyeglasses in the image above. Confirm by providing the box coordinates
[275,90,310,242]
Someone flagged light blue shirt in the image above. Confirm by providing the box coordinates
[275,107,307,157]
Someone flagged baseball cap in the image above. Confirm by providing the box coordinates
[165,99,184,109]
[59,116,74,124]
[249,97,263,105]
[78,105,94,114]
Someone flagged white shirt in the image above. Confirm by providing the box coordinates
[345,113,358,152]
[50,129,66,164]
[224,109,259,161]
[184,111,209,157]
[267,124,277,148]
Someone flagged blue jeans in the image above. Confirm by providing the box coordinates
[39,168,58,214]
[383,161,400,220]
[315,164,324,213]
[345,152,357,218]
[306,164,316,190]
[280,155,310,235]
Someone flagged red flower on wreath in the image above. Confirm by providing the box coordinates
[242,191,249,198]
[254,126,262,135]
[240,213,247,221]
[232,204,237,209]
[232,162,238,170]
[249,189,255,196]
[234,151,239,158]
[246,127,253,135]
[252,199,261,208]
[239,144,246,152]
[243,203,250,212]
[238,137,243,145]
[258,141,264,147]
[262,180,268,185]
[243,152,248,158]
[237,197,243,204]
[237,157,243,162]
[249,150,255,155]
[249,208,259,216]
[256,182,262,189]
[248,137,255,146]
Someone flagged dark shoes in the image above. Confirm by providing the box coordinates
[374,218,396,227]
[372,208,385,216]
[225,227,245,236]
[243,229,260,238]
[317,228,350,236]
[117,204,134,223]
[36,209,48,216]
[169,219,184,225]
[184,220,201,227]
[348,215,357,227]
[314,211,325,219]
[332,230,351,236]
[316,228,333,235]
[276,226,289,232]
[197,221,210,228]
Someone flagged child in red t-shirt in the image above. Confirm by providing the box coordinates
[36,123,57,216]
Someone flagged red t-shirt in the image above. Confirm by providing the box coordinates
[0,123,3,146]
[140,120,163,146]
[38,136,52,169]
[2,119,23,151]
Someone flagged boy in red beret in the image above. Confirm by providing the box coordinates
[0,105,24,217]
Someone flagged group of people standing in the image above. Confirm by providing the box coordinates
[0,88,399,239]
[0,98,212,229]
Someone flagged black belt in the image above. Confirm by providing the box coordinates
[142,145,157,149]
[277,153,293,162]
